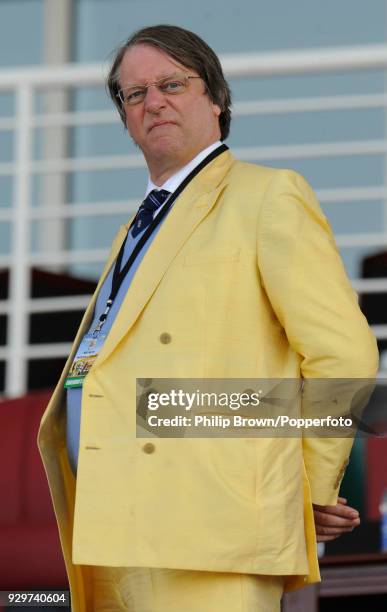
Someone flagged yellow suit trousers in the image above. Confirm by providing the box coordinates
[92,566,284,612]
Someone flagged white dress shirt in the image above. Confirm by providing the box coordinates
[144,140,222,216]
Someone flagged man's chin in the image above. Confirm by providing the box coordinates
[146,139,183,161]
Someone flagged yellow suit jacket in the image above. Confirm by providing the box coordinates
[38,150,378,611]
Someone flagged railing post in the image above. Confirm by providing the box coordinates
[5,85,33,397]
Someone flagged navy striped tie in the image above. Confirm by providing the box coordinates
[131,189,170,237]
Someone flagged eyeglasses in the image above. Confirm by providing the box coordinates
[117,73,202,107]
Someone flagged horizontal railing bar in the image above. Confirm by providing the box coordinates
[1,323,387,362]
[0,209,13,221]
[336,232,387,247]
[317,186,387,203]
[0,154,145,176]
[3,139,387,177]
[0,92,386,134]
[32,109,116,127]
[29,140,387,170]
[0,295,91,315]
[1,184,386,223]
[23,235,387,258]
[0,279,382,318]
[18,92,387,129]
[26,342,73,358]
[234,139,387,162]
[0,342,72,359]
[0,228,386,268]
[223,44,387,77]
[352,279,387,292]
[29,153,144,173]
[27,200,136,219]
[371,324,387,339]
[0,202,135,221]
[0,279,386,319]
[25,187,387,221]
[0,249,107,267]
[2,276,387,318]
[0,162,15,176]
[28,248,108,265]
[0,63,105,90]
[2,44,387,91]
[0,186,382,223]
[0,303,10,315]
[0,117,15,130]
[28,295,91,312]
[234,93,387,116]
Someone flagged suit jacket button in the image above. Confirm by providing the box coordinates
[159,333,172,344]
[142,442,155,454]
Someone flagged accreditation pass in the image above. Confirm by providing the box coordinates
[64,332,106,389]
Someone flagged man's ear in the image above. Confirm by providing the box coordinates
[212,103,221,117]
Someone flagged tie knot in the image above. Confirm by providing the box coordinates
[142,189,170,212]
[131,189,171,237]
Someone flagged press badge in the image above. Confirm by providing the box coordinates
[64,332,106,389]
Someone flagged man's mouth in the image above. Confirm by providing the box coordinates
[148,121,176,132]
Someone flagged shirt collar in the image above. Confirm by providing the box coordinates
[145,140,222,197]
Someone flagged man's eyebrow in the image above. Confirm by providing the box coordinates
[121,71,185,88]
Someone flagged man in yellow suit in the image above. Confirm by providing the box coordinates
[38,25,378,611]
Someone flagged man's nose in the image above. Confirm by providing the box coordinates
[144,84,166,113]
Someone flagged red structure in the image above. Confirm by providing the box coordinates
[0,390,68,593]
[366,435,387,521]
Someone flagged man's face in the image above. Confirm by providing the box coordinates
[118,44,222,178]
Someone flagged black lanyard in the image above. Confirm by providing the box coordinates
[92,143,228,335]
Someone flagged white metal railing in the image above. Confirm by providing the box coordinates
[1,44,387,396]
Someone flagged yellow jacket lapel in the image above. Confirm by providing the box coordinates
[95,150,234,368]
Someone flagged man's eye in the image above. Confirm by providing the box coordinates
[126,89,145,102]
[161,80,184,92]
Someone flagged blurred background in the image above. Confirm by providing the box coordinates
[0,1,387,610]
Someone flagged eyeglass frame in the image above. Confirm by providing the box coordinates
[116,72,203,107]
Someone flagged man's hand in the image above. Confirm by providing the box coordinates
[313,497,360,542]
